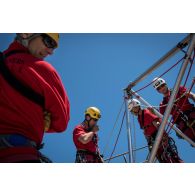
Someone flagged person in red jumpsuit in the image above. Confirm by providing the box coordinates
[128,99,183,163]
[0,33,70,162]
[153,77,195,144]
[73,107,104,163]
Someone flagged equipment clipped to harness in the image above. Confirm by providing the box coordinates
[75,149,104,163]
[38,152,53,163]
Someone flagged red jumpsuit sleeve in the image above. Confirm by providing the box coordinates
[29,61,70,133]
[179,86,187,94]
[73,126,85,141]
[144,109,159,125]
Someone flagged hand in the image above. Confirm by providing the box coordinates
[176,132,183,139]
[44,111,51,132]
[92,125,99,133]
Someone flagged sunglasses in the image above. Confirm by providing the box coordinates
[41,34,57,49]
[92,118,98,122]
[157,83,166,91]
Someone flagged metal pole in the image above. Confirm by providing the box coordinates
[126,34,192,90]
[124,90,134,163]
[148,34,195,163]
[131,89,195,147]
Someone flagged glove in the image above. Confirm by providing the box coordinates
[175,132,183,139]
[44,111,51,132]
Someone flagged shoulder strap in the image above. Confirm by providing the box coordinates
[0,51,44,108]
[138,109,145,129]
[141,110,145,129]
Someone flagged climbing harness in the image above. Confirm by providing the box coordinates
[0,134,52,163]
[75,149,104,163]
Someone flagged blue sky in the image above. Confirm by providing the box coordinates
[0,33,194,163]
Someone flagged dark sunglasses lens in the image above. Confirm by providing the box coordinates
[42,35,57,49]
[155,81,160,87]
[157,84,165,91]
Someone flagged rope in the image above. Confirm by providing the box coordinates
[132,55,185,94]
[141,92,187,109]
[166,77,195,135]
[102,100,125,156]
[165,49,195,135]
[104,145,148,161]
[107,111,126,163]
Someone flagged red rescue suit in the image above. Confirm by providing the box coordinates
[73,124,103,163]
[138,109,183,163]
[160,86,195,142]
[0,41,70,162]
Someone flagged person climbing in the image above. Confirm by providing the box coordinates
[152,77,195,143]
[0,33,70,162]
[73,107,104,163]
[128,99,183,163]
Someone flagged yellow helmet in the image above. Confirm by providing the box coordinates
[85,107,101,120]
[16,33,59,48]
[45,33,59,47]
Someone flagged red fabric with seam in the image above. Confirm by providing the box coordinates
[0,147,40,163]
[138,109,159,137]
[73,124,98,153]
[159,86,192,117]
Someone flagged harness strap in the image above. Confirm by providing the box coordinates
[77,149,100,157]
[0,134,37,149]
[0,51,44,108]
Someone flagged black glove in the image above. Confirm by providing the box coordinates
[176,132,183,139]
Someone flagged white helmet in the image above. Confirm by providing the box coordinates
[128,99,141,111]
[152,77,166,90]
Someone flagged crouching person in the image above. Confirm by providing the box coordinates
[128,99,183,163]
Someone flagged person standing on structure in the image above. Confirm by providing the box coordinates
[73,107,104,163]
[152,77,195,143]
[128,99,183,163]
[0,33,70,162]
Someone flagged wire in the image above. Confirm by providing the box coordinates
[102,100,125,156]
[132,56,185,94]
[141,92,188,109]
[166,77,195,135]
[165,49,195,135]
[107,111,126,163]
[104,145,148,162]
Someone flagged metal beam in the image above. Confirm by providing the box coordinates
[148,34,195,162]
[126,34,192,90]
[124,91,134,162]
